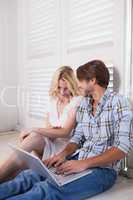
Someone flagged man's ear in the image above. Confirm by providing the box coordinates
[91,78,97,85]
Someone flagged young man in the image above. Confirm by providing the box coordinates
[0,60,132,200]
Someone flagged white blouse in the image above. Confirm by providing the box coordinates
[42,96,83,159]
[45,96,82,128]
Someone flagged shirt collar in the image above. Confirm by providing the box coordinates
[98,88,111,109]
[87,88,111,116]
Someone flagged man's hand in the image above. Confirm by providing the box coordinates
[56,160,89,175]
[43,153,66,168]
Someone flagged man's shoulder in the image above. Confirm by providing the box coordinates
[108,91,130,109]
[78,97,90,108]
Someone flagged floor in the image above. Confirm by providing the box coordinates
[0,132,132,200]
[0,131,19,164]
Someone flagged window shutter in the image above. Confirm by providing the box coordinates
[66,0,114,52]
[18,0,125,126]
[26,0,59,120]
[28,0,57,58]
[107,65,114,91]
[62,0,114,91]
[28,68,53,119]
[28,0,114,119]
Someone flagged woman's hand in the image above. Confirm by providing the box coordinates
[19,127,50,143]
[19,130,31,142]
[19,127,42,143]
[43,152,66,168]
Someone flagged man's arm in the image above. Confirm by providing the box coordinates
[57,96,133,174]
[44,121,83,168]
[56,147,126,175]
[85,147,126,168]
[44,142,79,168]
[61,142,79,157]
[86,95,133,168]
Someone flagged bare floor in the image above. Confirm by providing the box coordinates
[0,131,19,164]
[0,132,132,200]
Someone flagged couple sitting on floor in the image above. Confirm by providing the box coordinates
[0,60,132,200]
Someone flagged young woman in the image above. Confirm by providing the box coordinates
[0,66,82,182]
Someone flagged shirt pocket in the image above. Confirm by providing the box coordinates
[97,113,114,138]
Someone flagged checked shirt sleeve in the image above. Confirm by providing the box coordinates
[70,122,84,145]
[112,96,133,154]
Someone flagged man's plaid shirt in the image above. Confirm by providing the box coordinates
[70,89,133,172]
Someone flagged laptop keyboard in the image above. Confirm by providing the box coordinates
[49,167,66,177]
[49,167,57,173]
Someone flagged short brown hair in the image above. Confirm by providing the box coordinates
[76,60,110,88]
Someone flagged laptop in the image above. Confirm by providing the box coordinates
[9,144,92,186]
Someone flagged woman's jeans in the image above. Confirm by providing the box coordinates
[0,167,117,200]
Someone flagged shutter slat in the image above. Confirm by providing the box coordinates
[28,66,54,118]
[28,0,56,58]
[67,0,114,51]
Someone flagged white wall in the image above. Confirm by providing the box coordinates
[0,0,18,132]
[17,0,61,129]
[131,0,133,106]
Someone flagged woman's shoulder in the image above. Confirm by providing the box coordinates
[45,96,58,112]
[47,96,59,104]
[69,96,83,108]
[72,95,83,102]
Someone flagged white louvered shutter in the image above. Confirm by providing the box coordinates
[66,0,114,52]
[28,0,57,58]
[107,65,114,92]
[23,0,60,124]
[28,68,54,119]
[18,0,126,128]
[62,0,121,92]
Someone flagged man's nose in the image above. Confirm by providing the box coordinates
[78,86,83,91]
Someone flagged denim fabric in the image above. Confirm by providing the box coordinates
[0,167,117,200]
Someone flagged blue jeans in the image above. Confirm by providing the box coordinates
[0,167,117,200]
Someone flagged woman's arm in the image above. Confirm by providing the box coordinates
[44,113,53,128]
[20,112,52,142]
[35,109,76,139]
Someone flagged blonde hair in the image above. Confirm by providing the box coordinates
[49,66,79,97]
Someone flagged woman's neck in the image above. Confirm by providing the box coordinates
[59,95,72,104]
[57,95,72,119]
